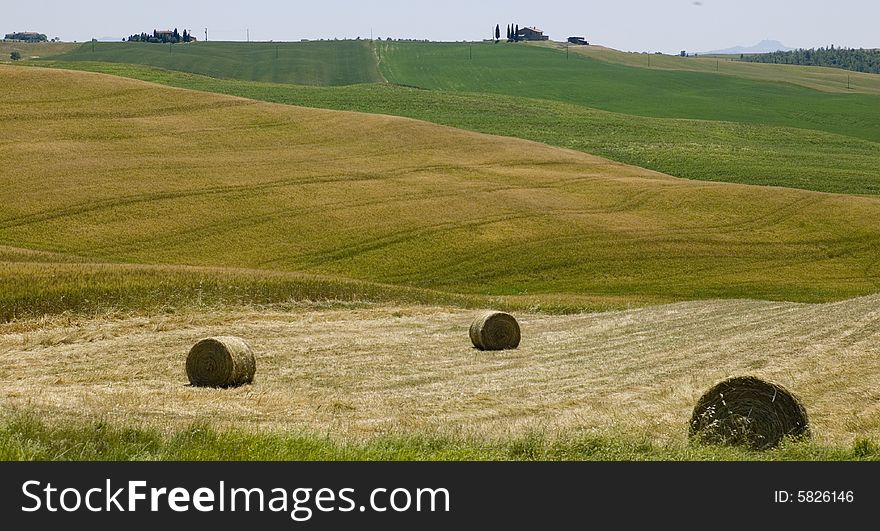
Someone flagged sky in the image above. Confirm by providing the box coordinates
[5,0,879,54]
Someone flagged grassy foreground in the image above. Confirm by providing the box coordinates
[2,413,877,461]
[33,61,880,195]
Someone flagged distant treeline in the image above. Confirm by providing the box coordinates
[740,47,880,74]
[127,29,194,44]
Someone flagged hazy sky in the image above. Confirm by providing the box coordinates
[5,0,878,54]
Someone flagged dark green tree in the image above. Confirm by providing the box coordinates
[10,51,21,61]
[495,24,500,41]
[739,46,880,74]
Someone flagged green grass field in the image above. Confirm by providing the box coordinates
[53,40,383,85]
[378,42,880,144]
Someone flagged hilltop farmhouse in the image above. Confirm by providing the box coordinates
[516,27,549,41]
[4,32,48,42]
[126,28,196,43]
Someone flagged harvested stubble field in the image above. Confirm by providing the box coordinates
[2,296,878,445]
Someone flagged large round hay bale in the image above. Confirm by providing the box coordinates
[689,376,810,450]
[469,311,521,351]
[186,336,256,388]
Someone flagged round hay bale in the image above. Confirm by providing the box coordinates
[689,376,810,450]
[186,336,256,388]
[469,311,521,351]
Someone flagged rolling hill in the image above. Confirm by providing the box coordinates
[51,41,880,143]
[49,40,880,141]
[33,60,880,196]
[3,66,880,321]
[35,39,880,197]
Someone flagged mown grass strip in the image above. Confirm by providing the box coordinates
[1,412,877,461]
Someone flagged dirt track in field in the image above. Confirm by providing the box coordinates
[1,296,878,443]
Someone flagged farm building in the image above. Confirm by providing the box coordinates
[4,32,47,42]
[516,27,549,41]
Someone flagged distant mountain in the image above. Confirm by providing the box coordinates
[704,40,794,55]
[97,36,125,42]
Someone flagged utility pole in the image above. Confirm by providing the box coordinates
[469,44,472,60]
[716,59,719,71]
[566,42,569,59]
[247,28,249,43]
[205,28,208,42]
[848,75,851,90]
